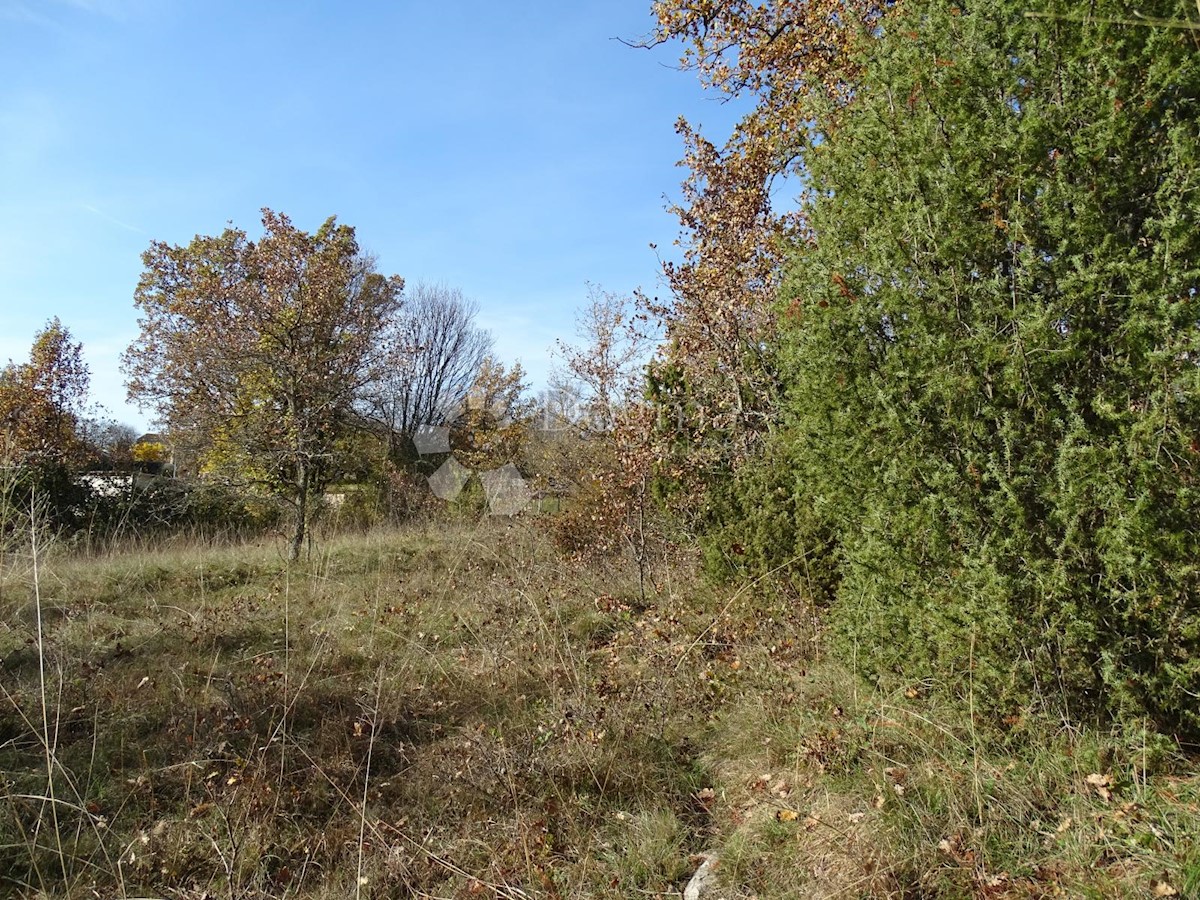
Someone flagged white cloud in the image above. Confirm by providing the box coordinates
[82,204,144,234]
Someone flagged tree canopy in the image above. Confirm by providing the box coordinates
[123,209,403,559]
[664,0,1200,734]
[361,281,493,463]
[0,318,89,464]
[0,318,91,528]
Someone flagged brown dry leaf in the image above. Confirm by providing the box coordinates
[1152,879,1178,897]
[1085,773,1114,801]
[938,832,977,866]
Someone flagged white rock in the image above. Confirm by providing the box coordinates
[684,852,721,900]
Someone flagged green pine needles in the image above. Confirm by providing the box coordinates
[721,0,1200,734]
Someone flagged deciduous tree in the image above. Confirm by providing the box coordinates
[452,356,535,473]
[123,209,403,560]
[642,0,888,463]
[0,318,90,468]
[362,281,492,462]
[554,285,654,435]
[0,318,91,529]
[78,418,140,471]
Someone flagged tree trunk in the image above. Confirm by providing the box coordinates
[289,465,309,562]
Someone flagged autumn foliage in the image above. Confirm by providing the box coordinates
[0,319,92,530]
[643,0,887,464]
[124,209,403,559]
[0,318,90,469]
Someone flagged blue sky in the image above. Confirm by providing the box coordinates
[0,0,747,429]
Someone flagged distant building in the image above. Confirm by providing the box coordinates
[77,472,134,498]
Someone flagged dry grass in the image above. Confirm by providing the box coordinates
[1,516,1198,898]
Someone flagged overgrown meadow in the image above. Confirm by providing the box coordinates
[3,517,1198,898]
[5,1,1200,897]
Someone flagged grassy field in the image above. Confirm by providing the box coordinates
[1,517,1198,898]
